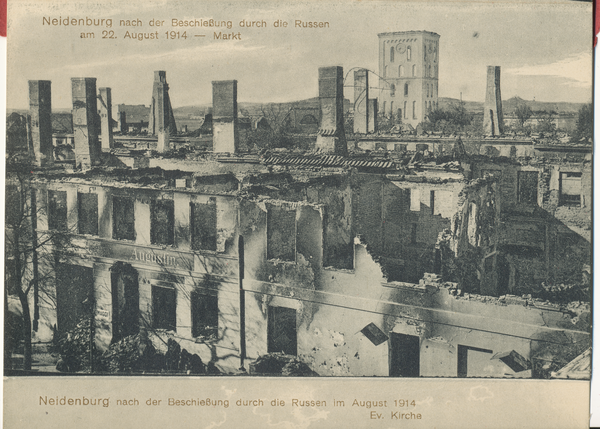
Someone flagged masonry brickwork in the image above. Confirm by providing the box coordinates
[98,87,113,150]
[353,69,369,134]
[212,80,239,153]
[71,77,100,169]
[316,66,347,155]
[378,31,440,127]
[483,66,504,136]
[28,80,53,167]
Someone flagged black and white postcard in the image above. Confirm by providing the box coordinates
[3,0,593,427]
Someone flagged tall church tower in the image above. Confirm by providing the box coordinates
[378,31,440,128]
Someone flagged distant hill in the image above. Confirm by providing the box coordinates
[438,96,586,115]
[172,97,351,118]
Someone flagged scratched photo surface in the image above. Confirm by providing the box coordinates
[5,0,592,390]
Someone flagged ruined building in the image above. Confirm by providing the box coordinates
[8,156,589,378]
[7,58,590,379]
[378,31,440,127]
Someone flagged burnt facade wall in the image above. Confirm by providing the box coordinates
[15,162,590,377]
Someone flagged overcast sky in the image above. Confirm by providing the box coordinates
[7,0,593,110]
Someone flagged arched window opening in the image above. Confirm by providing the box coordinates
[404,83,409,96]
[413,101,417,119]
[390,84,396,97]
[407,46,411,61]
[404,101,407,119]
[390,46,395,62]
[399,65,404,77]
[412,64,416,77]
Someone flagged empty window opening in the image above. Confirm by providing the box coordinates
[113,196,135,241]
[48,190,67,231]
[152,285,176,331]
[267,205,296,262]
[411,223,418,244]
[191,198,218,252]
[6,185,21,227]
[191,289,218,338]
[55,264,93,334]
[457,345,493,377]
[404,83,409,97]
[389,333,420,377]
[390,46,395,62]
[413,101,417,119]
[412,64,416,77]
[407,46,411,61]
[517,171,538,205]
[78,193,98,236]
[151,199,175,246]
[110,262,139,341]
[559,172,582,206]
[268,306,297,355]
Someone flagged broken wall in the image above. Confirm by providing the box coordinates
[443,176,500,295]
[472,160,591,297]
[353,173,462,282]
